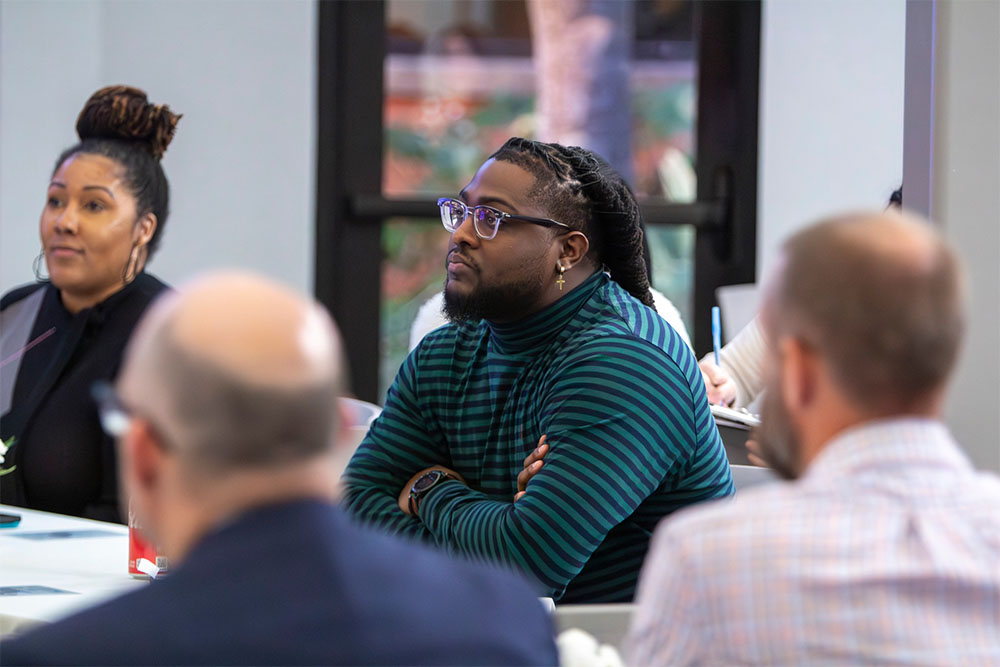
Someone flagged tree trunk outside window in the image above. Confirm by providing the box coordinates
[528,0,634,182]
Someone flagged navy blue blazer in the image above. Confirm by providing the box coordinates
[1,500,558,666]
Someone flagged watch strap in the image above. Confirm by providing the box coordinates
[408,470,456,516]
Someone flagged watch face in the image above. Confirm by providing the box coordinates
[412,470,443,494]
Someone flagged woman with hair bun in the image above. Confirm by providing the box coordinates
[0,86,180,522]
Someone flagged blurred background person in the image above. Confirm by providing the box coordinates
[0,85,179,522]
[627,211,1000,665]
[0,271,558,666]
[699,314,766,409]
[701,187,904,409]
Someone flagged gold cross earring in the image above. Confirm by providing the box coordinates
[556,263,566,290]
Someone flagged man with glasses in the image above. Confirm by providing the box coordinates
[0,272,557,665]
[344,138,733,603]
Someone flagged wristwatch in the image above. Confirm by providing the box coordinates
[408,470,457,516]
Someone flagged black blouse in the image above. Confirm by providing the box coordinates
[0,273,169,522]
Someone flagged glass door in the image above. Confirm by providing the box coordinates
[316,0,760,403]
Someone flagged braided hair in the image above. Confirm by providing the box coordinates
[490,137,654,308]
[54,85,182,259]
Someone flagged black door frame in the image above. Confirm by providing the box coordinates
[316,0,760,402]
[691,0,761,353]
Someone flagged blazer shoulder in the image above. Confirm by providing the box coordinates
[1,282,47,310]
[0,586,157,664]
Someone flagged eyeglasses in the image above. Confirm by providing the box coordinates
[437,197,570,240]
[91,380,172,451]
[91,380,131,439]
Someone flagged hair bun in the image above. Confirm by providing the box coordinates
[75,85,182,160]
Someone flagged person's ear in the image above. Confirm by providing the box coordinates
[121,418,166,504]
[335,400,351,449]
[134,213,157,248]
[557,230,590,269]
[779,335,819,414]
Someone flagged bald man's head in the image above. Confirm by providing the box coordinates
[119,272,345,473]
[765,211,966,413]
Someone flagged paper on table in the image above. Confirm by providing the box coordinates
[0,586,77,597]
[711,404,761,428]
[11,530,121,541]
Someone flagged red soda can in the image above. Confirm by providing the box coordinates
[128,505,168,578]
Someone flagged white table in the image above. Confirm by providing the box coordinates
[0,504,146,638]
[554,603,636,649]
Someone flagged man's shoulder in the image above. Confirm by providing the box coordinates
[967,468,1000,502]
[655,482,800,548]
[0,584,166,664]
[590,282,668,330]
[557,320,694,386]
[547,312,704,420]
[2,503,557,665]
[284,505,558,663]
[312,507,557,661]
[574,282,694,365]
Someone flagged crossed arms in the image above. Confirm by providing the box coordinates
[342,335,705,598]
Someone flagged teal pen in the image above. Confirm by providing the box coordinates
[711,306,724,406]
[712,306,722,366]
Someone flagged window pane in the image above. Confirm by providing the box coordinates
[381,1,698,397]
[384,0,697,198]
[380,219,449,397]
[646,225,694,330]
[385,1,535,197]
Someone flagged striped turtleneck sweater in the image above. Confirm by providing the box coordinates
[343,271,733,603]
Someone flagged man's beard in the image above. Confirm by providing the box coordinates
[443,270,546,323]
[755,380,802,480]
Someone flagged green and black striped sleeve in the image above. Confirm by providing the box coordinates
[340,350,440,541]
[415,334,724,598]
[343,330,729,599]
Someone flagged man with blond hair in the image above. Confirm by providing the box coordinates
[626,212,1000,665]
[1,272,557,666]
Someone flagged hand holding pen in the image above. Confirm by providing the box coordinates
[699,306,737,406]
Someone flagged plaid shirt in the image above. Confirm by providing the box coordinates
[626,418,1000,665]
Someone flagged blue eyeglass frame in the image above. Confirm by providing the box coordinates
[437,197,570,240]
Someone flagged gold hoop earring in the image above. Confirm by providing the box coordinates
[121,244,140,285]
[556,263,566,291]
[33,251,49,281]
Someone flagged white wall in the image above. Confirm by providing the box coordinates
[760,0,999,473]
[0,0,316,295]
[758,0,906,276]
[927,0,1000,473]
